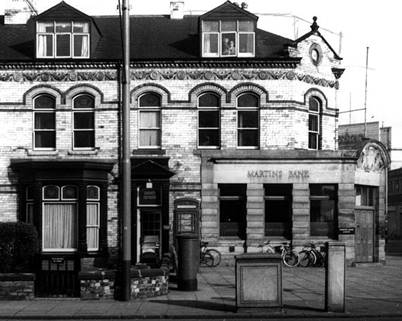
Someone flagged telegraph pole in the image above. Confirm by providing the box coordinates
[364,46,369,138]
[121,0,131,301]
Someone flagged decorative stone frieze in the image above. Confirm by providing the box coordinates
[0,69,338,88]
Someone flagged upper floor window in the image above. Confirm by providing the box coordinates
[73,94,95,149]
[202,20,255,57]
[139,93,161,148]
[237,93,259,148]
[308,97,322,150]
[198,92,220,148]
[37,21,89,58]
[34,95,56,150]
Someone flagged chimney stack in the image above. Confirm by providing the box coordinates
[170,1,184,20]
[4,0,37,24]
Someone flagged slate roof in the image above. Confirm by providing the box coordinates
[0,14,294,62]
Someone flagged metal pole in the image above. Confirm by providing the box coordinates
[364,46,369,137]
[121,0,131,301]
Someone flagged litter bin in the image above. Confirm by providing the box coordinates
[176,233,199,291]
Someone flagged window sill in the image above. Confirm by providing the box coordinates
[355,205,376,210]
[68,149,99,156]
[27,149,58,156]
[132,149,166,155]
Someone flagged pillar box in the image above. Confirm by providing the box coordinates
[235,253,282,309]
[325,242,346,312]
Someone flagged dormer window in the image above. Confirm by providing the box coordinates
[202,20,255,57]
[37,21,90,58]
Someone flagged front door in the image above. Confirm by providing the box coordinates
[355,209,375,262]
[136,208,162,264]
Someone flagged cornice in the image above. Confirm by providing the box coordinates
[0,65,339,89]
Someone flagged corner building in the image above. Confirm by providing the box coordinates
[0,0,389,291]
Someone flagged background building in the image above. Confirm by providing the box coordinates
[0,0,390,296]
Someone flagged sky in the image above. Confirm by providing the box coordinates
[1,0,401,167]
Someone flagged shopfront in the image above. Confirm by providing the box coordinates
[198,143,389,264]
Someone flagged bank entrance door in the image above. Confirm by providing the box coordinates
[355,209,375,262]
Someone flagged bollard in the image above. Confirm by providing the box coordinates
[176,234,199,291]
[325,242,345,312]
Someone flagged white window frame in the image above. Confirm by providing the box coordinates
[236,94,259,149]
[86,185,100,252]
[308,97,321,150]
[201,20,255,58]
[138,93,162,149]
[36,21,90,59]
[72,94,95,150]
[33,95,56,151]
[42,184,78,252]
[198,93,220,149]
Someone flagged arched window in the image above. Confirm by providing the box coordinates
[139,93,161,148]
[237,93,259,148]
[34,94,56,149]
[73,94,95,149]
[198,92,220,148]
[308,96,321,150]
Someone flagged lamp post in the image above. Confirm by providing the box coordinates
[121,0,131,301]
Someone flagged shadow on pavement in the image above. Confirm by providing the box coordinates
[150,299,236,312]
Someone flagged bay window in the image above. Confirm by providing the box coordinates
[86,186,100,251]
[42,185,78,251]
[37,21,89,58]
[202,19,255,57]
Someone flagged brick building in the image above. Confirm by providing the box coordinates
[0,0,390,296]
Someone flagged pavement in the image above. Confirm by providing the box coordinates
[0,256,402,320]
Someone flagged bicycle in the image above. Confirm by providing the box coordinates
[259,240,299,267]
[200,241,221,267]
[298,243,326,267]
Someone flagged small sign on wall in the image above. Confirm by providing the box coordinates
[338,227,355,235]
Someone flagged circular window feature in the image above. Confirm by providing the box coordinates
[309,44,322,66]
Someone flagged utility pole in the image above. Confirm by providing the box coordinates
[120,0,131,301]
[364,46,369,138]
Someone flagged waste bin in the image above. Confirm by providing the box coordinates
[176,233,199,291]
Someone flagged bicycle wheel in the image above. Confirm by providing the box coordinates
[298,250,314,267]
[201,252,214,267]
[283,250,299,267]
[205,249,221,267]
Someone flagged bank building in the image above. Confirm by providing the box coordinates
[0,0,390,297]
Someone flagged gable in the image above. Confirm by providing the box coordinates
[200,1,258,21]
[36,1,91,21]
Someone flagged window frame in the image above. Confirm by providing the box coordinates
[36,21,90,59]
[355,185,377,208]
[308,96,322,150]
[264,184,293,238]
[201,20,255,58]
[33,95,56,151]
[72,94,95,150]
[236,93,259,149]
[309,184,338,238]
[86,185,100,252]
[138,93,162,149]
[197,92,221,149]
[218,184,247,238]
[41,184,78,252]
